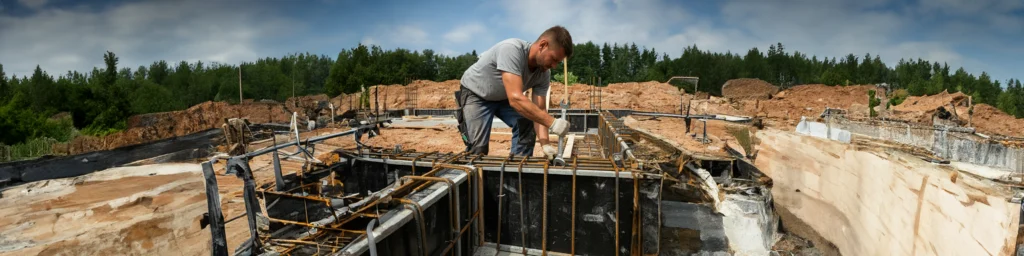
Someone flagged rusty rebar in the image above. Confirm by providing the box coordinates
[517,156,528,255]
[571,156,578,255]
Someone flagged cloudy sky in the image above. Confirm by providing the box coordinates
[1,0,1021,83]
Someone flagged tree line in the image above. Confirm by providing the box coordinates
[1,42,1022,152]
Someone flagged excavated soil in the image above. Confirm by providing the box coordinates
[53,101,293,155]
[890,90,970,123]
[758,84,879,121]
[42,79,1024,160]
[721,78,779,100]
[321,125,548,157]
[329,80,696,113]
[0,164,213,256]
[623,116,745,159]
[970,104,1024,137]
[330,80,461,111]
[886,91,1024,137]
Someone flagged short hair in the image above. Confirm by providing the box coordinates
[538,25,573,58]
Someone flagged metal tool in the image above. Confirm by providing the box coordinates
[553,100,569,166]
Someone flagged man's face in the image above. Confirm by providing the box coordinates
[537,41,566,71]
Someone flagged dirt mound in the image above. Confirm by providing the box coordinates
[329,80,708,114]
[284,94,331,109]
[970,104,1024,137]
[56,101,292,155]
[890,90,969,123]
[330,80,461,111]
[721,78,779,100]
[546,81,689,112]
[758,84,879,121]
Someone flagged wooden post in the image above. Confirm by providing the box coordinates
[238,66,243,104]
[968,96,973,127]
[563,58,568,105]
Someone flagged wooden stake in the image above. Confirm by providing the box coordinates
[238,66,243,104]
[563,58,568,104]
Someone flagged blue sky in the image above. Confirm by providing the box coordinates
[1,0,1022,84]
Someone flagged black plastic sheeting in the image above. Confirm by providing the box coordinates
[327,157,661,255]
[0,128,222,188]
[337,158,475,256]
[480,170,661,255]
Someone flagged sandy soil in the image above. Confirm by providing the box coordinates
[970,104,1024,137]
[1,124,546,256]
[52,101,294,155]
[623,116,747,159]
[758,84,879,121]
[0,164,212,256]
[721,78,779,100]
[889,90,969,123]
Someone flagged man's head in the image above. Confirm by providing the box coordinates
[532,25,573,71]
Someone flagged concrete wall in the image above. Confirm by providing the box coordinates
[934,131,1024,172]
[835,120,935,149]
[755,130,1020,256]
[833,119,1024,172]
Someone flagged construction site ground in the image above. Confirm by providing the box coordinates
[45,79,1024,156]
[3,79,1024,255]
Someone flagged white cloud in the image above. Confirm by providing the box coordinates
[443,23,486,44]
[17,0,46,9]
[500,0,691,56]
[496,0,1020,81]
[395,25,429,43]
[357,25,431,49]
[0,1,297,76]
[360,36,378,46]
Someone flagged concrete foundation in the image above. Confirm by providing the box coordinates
[755,129,1020,256]
[833,119,1024,173]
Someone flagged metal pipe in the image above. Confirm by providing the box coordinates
[366,219,378,256]
[245,126,364,157]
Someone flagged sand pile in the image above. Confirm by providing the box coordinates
[890,90,970,123]
[968,104,1024,137]
[757,84,879,120]
[721,78,779,100]
[330,80,461,111]
[54,101,292,154]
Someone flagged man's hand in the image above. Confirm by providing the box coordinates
[542,144,559,160]
[549,118,570,136]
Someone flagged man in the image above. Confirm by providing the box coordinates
[455,25,573,159]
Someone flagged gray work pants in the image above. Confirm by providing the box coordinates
[455,86,536,156]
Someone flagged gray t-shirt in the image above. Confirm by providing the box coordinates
[460,38,550,101]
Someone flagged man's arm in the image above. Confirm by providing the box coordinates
[533,93,550,145]
[502,72,555,128]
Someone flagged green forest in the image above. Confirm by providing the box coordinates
[1,42,1023,161]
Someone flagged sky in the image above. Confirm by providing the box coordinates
[0,0,1022,84]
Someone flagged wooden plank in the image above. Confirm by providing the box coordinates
[562,134,576,158]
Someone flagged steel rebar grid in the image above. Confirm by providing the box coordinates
[207,110,681,255]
